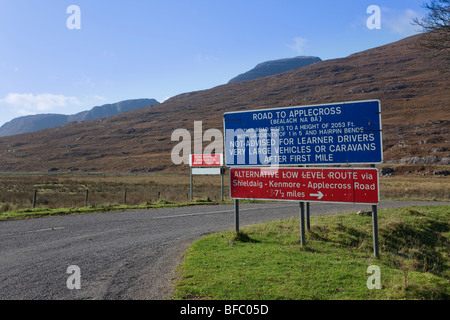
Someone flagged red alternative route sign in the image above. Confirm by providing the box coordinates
[230,167,379,204]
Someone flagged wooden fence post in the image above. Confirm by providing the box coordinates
[85,189,89,207]
[33,190,37,208]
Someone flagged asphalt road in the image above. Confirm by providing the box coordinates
[0,200,448,300]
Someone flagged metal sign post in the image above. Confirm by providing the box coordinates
[221,168,224,201]
[300,202,306,246]
[372,204,379,258]
[371,164,380,258]
[306,202,310,231]
[234,199,239,232]
[190,167,193,201]
[189,154,224,202]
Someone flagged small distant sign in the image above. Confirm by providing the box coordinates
[224,100,382,166]
[230,167,379,204]
[189,154,223,167]
[192,168,222,175]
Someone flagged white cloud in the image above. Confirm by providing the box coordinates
[287,37,308,54]
[1,93,80,115]
[382,8,423,36]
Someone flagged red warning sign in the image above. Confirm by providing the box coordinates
[230,167,379,204]
[189,154,223,167]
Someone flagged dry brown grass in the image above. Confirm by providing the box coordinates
[0,173,229,212]
[0,169,448,213]
[380,175,450,201]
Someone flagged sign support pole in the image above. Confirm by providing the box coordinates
[299,202,306,246]
[306,202,310,231]
[371,164,380,258]
[189,154,223,202]
[372,204,379,258]
[221,169,224,202]
[190,167,193,202]
[234,199,239,232]
[304,165,310,231]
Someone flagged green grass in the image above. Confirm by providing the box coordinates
[173,205,450,300]
[0,198,217,221]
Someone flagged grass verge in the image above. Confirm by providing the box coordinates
[0,199,217,221]
[172,205,450,300]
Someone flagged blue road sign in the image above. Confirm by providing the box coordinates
[223,100,383,166]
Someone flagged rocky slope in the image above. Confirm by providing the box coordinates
[228,56,322,83]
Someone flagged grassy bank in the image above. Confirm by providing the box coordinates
[173,205,450,300]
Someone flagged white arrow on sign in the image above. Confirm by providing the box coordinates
[310,191,324,200]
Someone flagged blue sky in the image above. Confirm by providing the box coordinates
[0,0,428,126]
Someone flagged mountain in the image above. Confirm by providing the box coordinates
[67,99,160,122]
[228,56,322,83]
[0,34,448,173]
[0,114,70,138]
[0,98,159,137]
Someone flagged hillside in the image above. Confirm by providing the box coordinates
[0,34,448,173]
[0,98,159,137]
[228,56,322,83]
[0,114,69,138]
